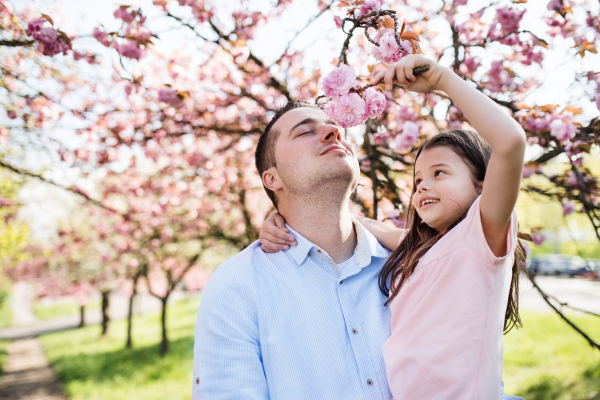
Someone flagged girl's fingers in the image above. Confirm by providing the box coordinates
[371,70,385,84]
[264,223,295,242]
[394,63,409,88]
[260,238,290,252]
[383,65,397,91]
[262,231,296,246]
[273,213,287,231]
[404,60,416,82]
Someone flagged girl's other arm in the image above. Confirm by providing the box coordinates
[353,215,405,251]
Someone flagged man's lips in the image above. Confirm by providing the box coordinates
[321,145,349,156]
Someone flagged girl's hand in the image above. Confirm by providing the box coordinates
[260,212,297,253]
[371,55,448,94]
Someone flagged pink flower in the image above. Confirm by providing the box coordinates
[462,57,480,74]
[562,200,575,215]
[494,7,525,35]
[395,121,419,150]
[522,166,534,178]
[118,41,143,60]
[35,27,57,43]
[547,0,563,11]
[363,87,386,119]
[454,0,468,5]
[595,94,600,111]
[322,64,358,97]
[135,28,151,41]
[26,17,45,36]
[550,119,576,142]
[92,27,111,46]
[359,0,382,15]
[7,111,17,119]
[330,93,366,128]
[114,7,135,24]
[522,242,531,259]
[333,15,343,29]
[532,232,546,245]
[372,29,412,65]
[158,88,183,108]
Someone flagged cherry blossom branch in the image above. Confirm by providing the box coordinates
[0,39,34,47]
[0,160,128,220]
[528,273,600,351]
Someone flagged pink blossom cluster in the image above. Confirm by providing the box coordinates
[531,231,546,245]
[371,29,412,65]
[550,118,576,142]
[321,65,386,128]
[358,0,383,15]
[492,7,526,36]
[158,88,183,108]
[394,121,420,150]
[26,17,70,57]
[485,60,522,92]
[562,200,575,215]
[596,94,600,112]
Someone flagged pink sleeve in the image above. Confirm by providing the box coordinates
[459,195,518,266]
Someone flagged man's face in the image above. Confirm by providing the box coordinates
[266,107,360,200]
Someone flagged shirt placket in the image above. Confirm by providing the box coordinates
[337,275,386,400]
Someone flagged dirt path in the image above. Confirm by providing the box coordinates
[0,338,66,400]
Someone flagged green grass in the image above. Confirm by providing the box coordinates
[503,312,600,400]
[39,297,200,400]
[38,298,600,400]
[0,339,10,374]
[33,300,100,321]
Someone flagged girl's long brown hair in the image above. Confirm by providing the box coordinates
[378,129,527,333]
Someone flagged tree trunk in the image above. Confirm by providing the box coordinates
[159,293,170,356]
[101,291,110,336]
[126,275,139,348]
[78,304,85,327]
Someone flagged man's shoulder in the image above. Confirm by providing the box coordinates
[206,241,267,288]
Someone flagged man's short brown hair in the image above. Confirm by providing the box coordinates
[255,100,320,207]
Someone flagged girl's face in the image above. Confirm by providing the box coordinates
[412,146,481,232]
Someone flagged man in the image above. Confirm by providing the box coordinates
[192,100,522,400]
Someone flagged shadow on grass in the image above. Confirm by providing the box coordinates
[51,335,194,386]
[517,360,600,400]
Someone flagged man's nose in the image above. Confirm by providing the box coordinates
[320,124,342,143]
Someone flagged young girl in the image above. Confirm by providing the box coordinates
[260,55,527,399]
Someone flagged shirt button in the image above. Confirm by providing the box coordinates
[317,249,322,253]
[339,280,343,285]
[352,328,358,334]
[195,377,200,385]
[367,379,373,386]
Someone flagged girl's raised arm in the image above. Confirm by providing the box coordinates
[373,55,526,257]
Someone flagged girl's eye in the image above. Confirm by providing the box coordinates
[415,178,422,185]
[435,170,446,177]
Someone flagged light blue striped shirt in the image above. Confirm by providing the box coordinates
[193,219,393,400]
[192,219,523,400]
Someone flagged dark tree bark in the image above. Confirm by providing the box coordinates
[159,293,170,356]
[101,290,110,336]
[126,274,140,348]
[78,304,85,327]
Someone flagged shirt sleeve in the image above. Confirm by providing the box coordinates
[460,195,518,266]
[192,262,268,400]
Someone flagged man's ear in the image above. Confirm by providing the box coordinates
[263,167,283,192]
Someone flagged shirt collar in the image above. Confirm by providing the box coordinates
[285,218,389,267]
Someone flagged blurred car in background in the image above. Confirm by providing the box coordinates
[528,255,600,280]
[565,258,599,280]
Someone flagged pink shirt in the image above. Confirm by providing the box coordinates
[383,196,518,400]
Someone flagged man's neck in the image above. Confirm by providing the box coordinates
[280,196,357,264]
